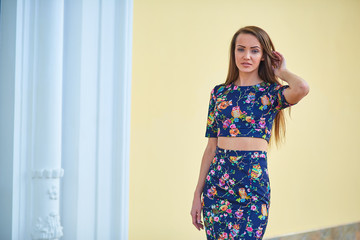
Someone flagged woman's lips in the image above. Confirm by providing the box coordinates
[241,63,252,67]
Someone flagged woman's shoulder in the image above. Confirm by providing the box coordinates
[211,83,227,94]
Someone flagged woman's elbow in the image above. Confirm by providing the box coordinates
[299,81,310,97]
[292,81,310,102]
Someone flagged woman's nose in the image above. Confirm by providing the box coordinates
[243,51,250,59]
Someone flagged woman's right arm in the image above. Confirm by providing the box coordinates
[190,137,218,231]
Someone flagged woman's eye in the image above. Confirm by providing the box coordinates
[252,50,259,53]
[237,48,244,52]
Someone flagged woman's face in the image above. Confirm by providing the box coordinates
[234,33,264,74]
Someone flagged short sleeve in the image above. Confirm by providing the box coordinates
[205,85,219,138]
[271,84,297,111]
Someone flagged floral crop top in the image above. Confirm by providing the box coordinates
[205,81,296,142]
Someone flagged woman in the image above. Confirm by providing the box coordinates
[190,26,309,239]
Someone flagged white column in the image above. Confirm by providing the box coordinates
[61,0,132,239]
[0,0,131,238]
[30,1,64,239]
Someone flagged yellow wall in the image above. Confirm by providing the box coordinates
[130,0,360,238]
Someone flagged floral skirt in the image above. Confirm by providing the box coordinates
[202,146,271,240]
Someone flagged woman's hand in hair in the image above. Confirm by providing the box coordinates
[271,51,287,78]
[271,50,310,104]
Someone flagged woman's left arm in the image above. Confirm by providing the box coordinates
[272,51,310,105]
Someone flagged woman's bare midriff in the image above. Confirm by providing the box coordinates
[217,137,268,151]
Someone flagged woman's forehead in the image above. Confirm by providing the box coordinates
[235,33,261,47]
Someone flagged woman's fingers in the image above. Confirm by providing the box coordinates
[271,51,287,75]
[197,210,201,224]
[273,50,282,59]
[191,197,204,231]
[196,212,204,230]
[273,51,286,69]
[273,52,282,64]
[275,51,284,59]
[191,210,203,231]
[273,51,282,63]
[191,210,200,230]
[197,211,204,230]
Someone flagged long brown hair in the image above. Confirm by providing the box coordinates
[224,26,290,146]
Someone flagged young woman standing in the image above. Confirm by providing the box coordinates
[190,26,310,239]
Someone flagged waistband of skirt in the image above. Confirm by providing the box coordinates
[215,146,267,158]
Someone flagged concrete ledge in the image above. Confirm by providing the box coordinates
[265,221,360,240]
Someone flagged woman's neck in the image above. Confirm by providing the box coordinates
[236,71,263,86]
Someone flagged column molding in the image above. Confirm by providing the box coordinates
[8,0,66,239]
[29,0,65,239]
